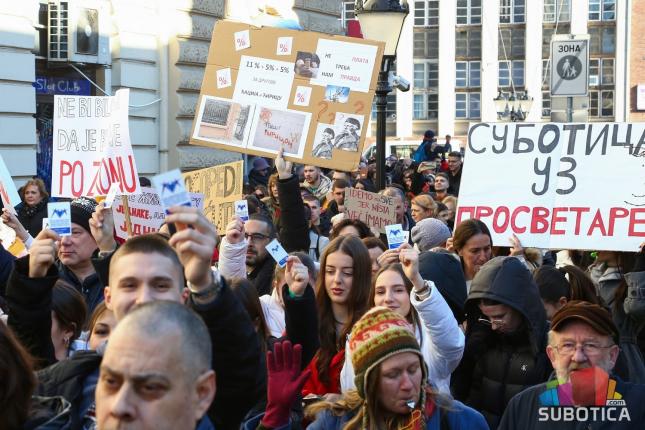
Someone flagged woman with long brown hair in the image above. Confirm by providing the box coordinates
[302,235,372,397]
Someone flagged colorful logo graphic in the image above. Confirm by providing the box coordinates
[539,367,624,407]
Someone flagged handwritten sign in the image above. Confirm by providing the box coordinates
[0,154,20,210]
[344,187,397,234]
[112,188,204,240]
[457,122,645,251]
[190,21,384,171]
[51,89,140,198]
[182,160,244,229]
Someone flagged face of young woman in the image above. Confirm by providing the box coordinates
[324,251,354,306]
[458,233,492,280]
[373,270,411,318]
[88,309,117,350]
[377,352,423,415]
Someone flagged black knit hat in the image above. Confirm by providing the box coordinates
[70,197,98,234]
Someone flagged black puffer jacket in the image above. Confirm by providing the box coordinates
[451,256,551,429]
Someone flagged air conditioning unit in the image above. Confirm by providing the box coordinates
[48,0,110,65]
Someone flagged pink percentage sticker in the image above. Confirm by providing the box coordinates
[293,86,311,106]
[276,37,293,56]
[234,30,250,51]
[216,68,231,89]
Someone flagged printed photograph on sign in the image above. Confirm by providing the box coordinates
[332,112,364,152]
[324,85,350,103]
[294,51,321,79]
[311,123,336,160]
[193,96,254,148]
[248,107,311,158]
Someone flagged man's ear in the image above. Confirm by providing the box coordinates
[194,370,216,421]
[104,286,113,310]
[546,344,557,367]
[608,344,620,367]
[181,287,190,304]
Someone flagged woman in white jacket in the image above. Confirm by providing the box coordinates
[340,244,464,394]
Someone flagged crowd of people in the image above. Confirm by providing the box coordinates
[0,129,644,430]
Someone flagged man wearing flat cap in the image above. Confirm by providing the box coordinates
[499,301,645,429]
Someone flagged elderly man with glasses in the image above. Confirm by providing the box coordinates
[499,301,645,429]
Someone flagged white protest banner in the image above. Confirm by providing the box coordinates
[52,89,140,198]
[344,187,397,234]
[457,122,645,251]
[0,154,20,210]
[112,187,203,240]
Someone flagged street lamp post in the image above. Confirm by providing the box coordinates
[355,0,409,191]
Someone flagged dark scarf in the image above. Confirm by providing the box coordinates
[18,199,47,219]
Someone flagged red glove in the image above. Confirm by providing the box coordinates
[261,341,312,429]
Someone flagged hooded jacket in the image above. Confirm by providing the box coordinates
[451,256,551,429]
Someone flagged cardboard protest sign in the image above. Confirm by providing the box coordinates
[457,122,645,251]
[190,20,384,172]
[112,187,204,240]
[0,154,20,210]
[52,89,140,198]
[182,160,244,230]
[344,187,397,234]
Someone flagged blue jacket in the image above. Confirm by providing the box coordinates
[307,400,489,430]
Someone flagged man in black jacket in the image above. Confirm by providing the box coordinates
[451,256,552,429]
[14,206,262,430]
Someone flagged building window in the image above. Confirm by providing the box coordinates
[414,29,439,58]
[414,1,440,26]
[455,93,480,119]
[371,94,397,121]
[542,91,551,117]
[341,1,356,28]
[499,60,525,87]
[456,61,480,88]
[413,94,438,120]
[456,0,482,25]
[589,58,614,86]
[589,90,614,117]
[414,61,439,88]
[542,24,571,57]
[455,29,481,58]
[589,26,615,55]
[542,59,550,88]
[500,0,525,24]
[499,28,525,58]
[544,0,570,22]
[589,0,616,21]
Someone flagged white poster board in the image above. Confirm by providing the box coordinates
[52,89,141,198]
[457,122,645,251]
[112,187,204,240]
[0,154,21,209]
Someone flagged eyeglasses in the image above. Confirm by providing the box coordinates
[553,342,615,357]
[244,233,269,242]
[478,317,505,327]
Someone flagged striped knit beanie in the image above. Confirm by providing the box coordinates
[350,307,426,399]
